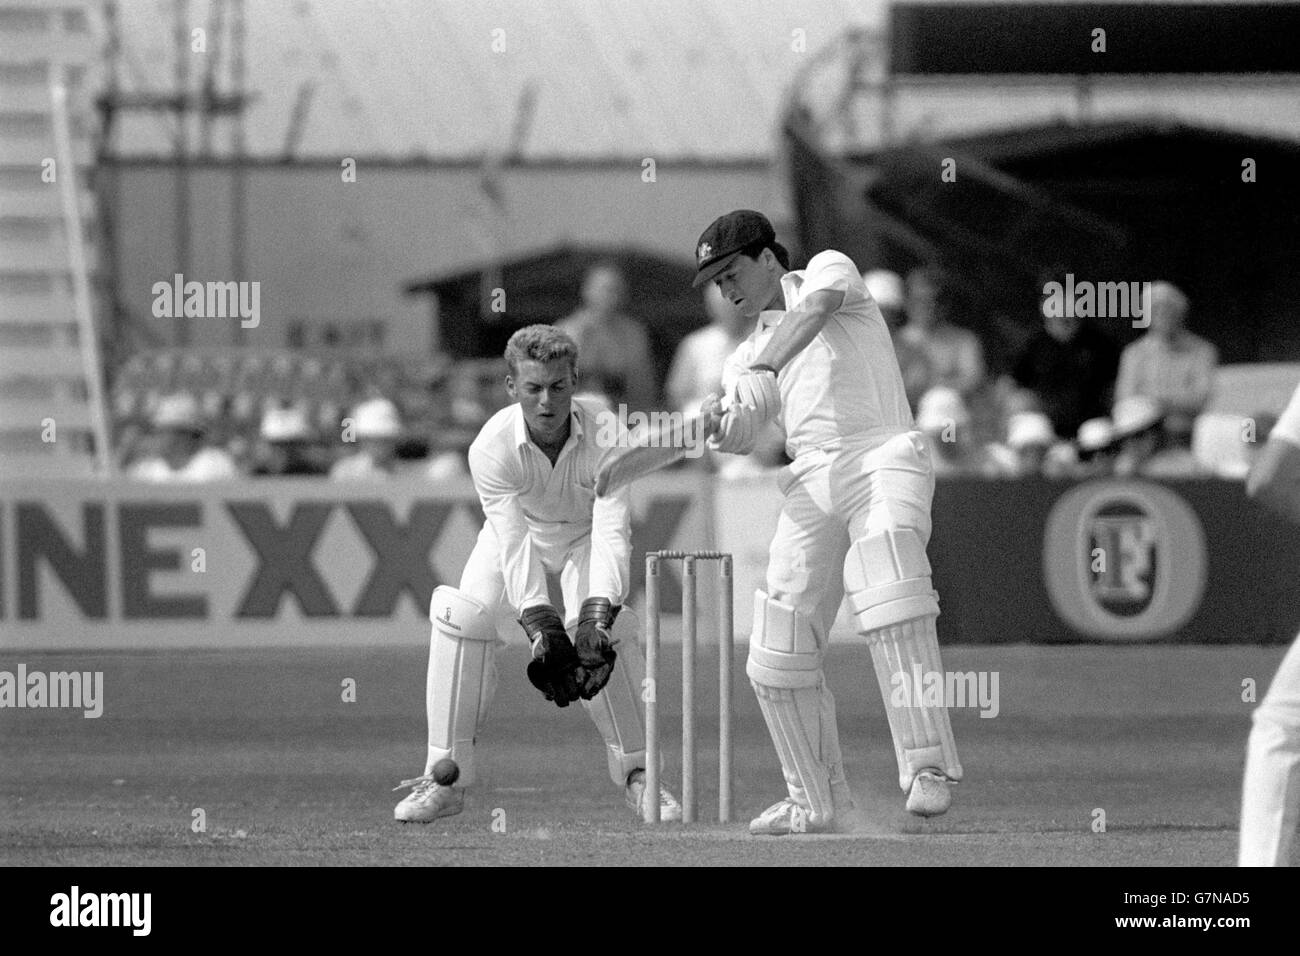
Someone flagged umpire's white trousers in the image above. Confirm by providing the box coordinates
[1240,633,1300,865]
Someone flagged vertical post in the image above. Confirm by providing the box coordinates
[231,0,248,346]
[718,554,734,823]
[174,0,191,347]
[643,553,660,824]
[681,555,697,823]
[49,79,112,476]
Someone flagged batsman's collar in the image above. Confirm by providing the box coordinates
[692,210,775,288]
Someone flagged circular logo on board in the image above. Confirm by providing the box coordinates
[1043,481,1207,640]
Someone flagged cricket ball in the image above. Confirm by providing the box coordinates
[432,758,460,786]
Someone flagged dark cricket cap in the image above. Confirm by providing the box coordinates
[691,210,776,288]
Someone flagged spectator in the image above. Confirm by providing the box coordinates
[865,268,933,412]
[330,398,404,480]
[1000,411,1058,478]
[127,392,239,482]
[1110,395,1200,477]
[1042,440,1080,478]
[113,421,148,472]
[555,262,657,413]
[425,444,471,482]
[1115,281,1217,442]
[666,284,751,416]
[916,386,1000,477]
[250,405,328,477]
[901,266,985,396]
[1074,417,1118,478]
[1012,298,1121,440]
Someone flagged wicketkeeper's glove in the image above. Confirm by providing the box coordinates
[520,605,582,707]
[573,597,620,700]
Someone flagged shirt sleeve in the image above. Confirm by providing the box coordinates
[588,475,632,604]
[1272,383,1300,448]
[797,251,862,301]
[468,441,550,614]
[719,338,757,401]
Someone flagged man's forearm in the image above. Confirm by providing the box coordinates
[589,495,631,603]
[480,501,549,612]
[750,308,833,373]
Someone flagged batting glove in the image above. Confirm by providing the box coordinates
[733,366,781,422]
[709,404,759,455]
[699,393,725,440]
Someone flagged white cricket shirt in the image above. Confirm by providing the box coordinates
[723,250,914,457]
[467,396,631,613]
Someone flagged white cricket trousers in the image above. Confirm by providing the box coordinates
[423,520,647,788]
[756,430,937,800]
[1240,632,1300,866]
[766,431,935,636]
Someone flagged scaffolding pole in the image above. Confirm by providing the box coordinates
[51,78,113,476]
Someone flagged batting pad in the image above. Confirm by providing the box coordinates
[426,586,498,787]
[746,591,836,824]
[580,612,648,786]
[843,527,940,633]
[865,617,963,791]
[844,528,961,791]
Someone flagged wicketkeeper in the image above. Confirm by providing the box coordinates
[394,325,681,822]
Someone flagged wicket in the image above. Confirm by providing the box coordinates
[644,550,734,824]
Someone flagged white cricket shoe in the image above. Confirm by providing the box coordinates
[905,769,952,817]
[748,797,832,836]
[626,770,683,822]
[393,774,465,823]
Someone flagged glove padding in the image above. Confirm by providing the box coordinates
[573,598,620,699]
[733,366,781,422]
[520,605,582,707]
[709,403,760,455]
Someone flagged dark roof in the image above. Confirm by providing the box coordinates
[406,245,707,373]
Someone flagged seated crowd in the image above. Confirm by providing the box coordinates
[111,262,1266,483]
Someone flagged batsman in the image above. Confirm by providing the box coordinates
[693,210,963,834]
[394,324,681,823]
